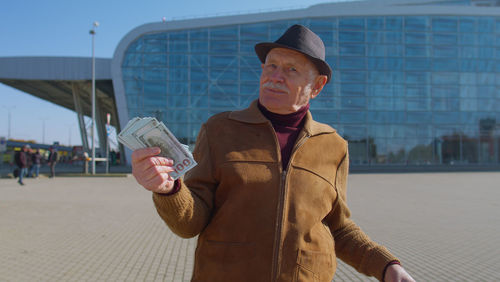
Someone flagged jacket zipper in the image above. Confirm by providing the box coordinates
[271,133,310,281]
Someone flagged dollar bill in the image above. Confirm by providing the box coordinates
[118,117,197,179]
[136,123,196,180]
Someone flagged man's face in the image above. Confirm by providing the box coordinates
[258,48,327,114]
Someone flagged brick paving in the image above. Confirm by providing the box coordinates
[1,172,499,281]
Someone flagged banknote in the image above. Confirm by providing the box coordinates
[118,117,196,179]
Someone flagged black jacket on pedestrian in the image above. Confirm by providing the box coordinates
[14,151,27,168]
[32,152,42,165]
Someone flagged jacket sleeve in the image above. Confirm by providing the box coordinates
[152,124,217,238]
[325,150,399,281]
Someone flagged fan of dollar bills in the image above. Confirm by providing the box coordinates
[118,117,197,180]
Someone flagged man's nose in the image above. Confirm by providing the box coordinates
[269,67,285,82]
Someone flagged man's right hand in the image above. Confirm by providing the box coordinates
[131,147,176,194]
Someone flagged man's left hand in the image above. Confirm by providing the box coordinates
[384,264,415,282]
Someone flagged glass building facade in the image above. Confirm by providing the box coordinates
[117,1,500,168]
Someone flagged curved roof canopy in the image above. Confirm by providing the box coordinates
[0,56,117,127]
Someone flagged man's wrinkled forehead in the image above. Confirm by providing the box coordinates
[264,48,319,75]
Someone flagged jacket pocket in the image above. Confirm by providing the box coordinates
[295,249,335,282]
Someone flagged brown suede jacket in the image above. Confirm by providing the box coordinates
[153,100,399,281]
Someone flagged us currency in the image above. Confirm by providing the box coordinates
[117,117,197,179]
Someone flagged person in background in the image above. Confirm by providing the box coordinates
[29,149,42,178]
[47,146,58,178]
[14,145,30,185]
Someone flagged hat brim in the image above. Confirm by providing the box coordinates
[255,42,332,83]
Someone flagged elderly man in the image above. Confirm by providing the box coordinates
[132,25,414,282]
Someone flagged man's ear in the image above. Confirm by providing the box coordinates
[311,75,328,99]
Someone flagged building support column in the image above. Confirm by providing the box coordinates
[94,95,107,158]
[72,82,90,153]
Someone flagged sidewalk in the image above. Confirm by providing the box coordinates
[1,172,499,281]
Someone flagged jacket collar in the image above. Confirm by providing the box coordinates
[229,99,336,136]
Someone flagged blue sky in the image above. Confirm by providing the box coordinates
[0,0,341,147]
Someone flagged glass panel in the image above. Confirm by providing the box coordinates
[210,26,238,40]
[432,85,459,98]
[143,81,167,96]
[367,45,385,56]
[123,53,142,67]
[169,54,188,67]
[341,97,366,109]
[366,31,384,43]
[169,40,188,52]
[240,68,260,81]
[368,97,393,110]
[144,38,167,53]
[143,68,167,81]
[405,17,430,31]
[190,67,208,81]
[433,33,457,45]
[406,45,430,57]
[122,68,142,80]
[340,44,365,56]
[190,41,208,53]
[168,82,188,95]
[167,95,189,107]
[340,71,366,83]
[339,111,366,123]
[459,33,477,45]
[168,68,188,81]
[143,54,167,66]
[210,56,237,68]
[406,72,430,84]
[310,18,337,31]
[433,59,459,72]
[432,17,458,32]
[341,84,365,96]
[433,46,458,57]
[190,29,208,40]
[385,32,403,43]
[210,68,238,81]
[190,81,209,95]
[339,57,366,70]
[459,17,476,33]
[240,40,258,54]
[405,32,430,44]
[191,55,208,67]
[406,86,428,97]
[240,24,267,40]
[432,72,459,85]
[210,40,238,53]
[367,18,384,30]
[405,58,431,71]
[339,31,364,43]
[478,34,494,45]
[434,112,460,124]
[339,18,365,30]
[477,18,494,33]
[386,17,403,31]
[407,112,432,124]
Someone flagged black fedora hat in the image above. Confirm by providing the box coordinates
[255,24,332,83]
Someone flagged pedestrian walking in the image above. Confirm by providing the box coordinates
[29,149,42,178]
[14,145,30,185]
[47,146,58,178]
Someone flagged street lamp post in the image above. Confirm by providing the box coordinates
[2,106,15,140]
[90,21,99,175]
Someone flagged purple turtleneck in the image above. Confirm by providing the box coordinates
[258,101,309,169]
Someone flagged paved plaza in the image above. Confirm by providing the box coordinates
[1,172,499,281]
